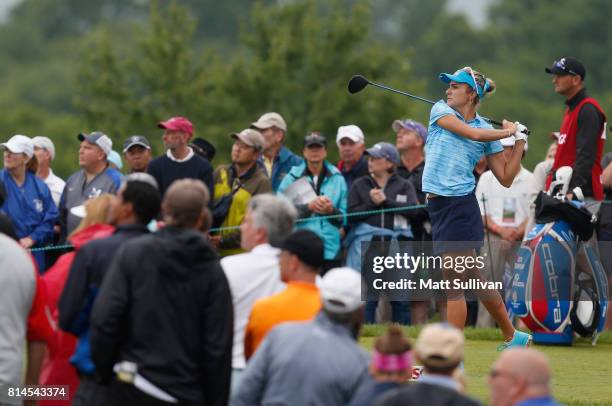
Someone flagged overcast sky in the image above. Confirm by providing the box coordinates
[448,0,492,27]
[0,0,18,21]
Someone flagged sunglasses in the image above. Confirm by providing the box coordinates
[460,66,484,97]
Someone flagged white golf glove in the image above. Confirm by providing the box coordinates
[514,121,528,142]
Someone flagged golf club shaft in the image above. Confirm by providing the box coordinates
[368,81,436,105]
[368,80,504,128]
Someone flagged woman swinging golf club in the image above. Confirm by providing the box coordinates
[422,66,531,350]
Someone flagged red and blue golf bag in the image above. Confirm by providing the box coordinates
[510,167,608,345]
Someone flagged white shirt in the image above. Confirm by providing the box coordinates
[42,169,66,207]
[221,244,285,369]
[533,159,553,193]
[166,147,194,163]
[475,167,538,227]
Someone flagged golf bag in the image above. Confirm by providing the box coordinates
[510,167,608,345]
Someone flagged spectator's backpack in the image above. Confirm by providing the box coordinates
[510,167,608,345]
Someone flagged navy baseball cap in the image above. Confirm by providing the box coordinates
[304,132,327,148]
[123,135,151,153]
[365,142,400,165]
[281,229,325,269]
[545,57,585,80]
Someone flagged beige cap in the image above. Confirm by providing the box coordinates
[415,323,464,369]
[231,129,265,152]
[251,112,287,132]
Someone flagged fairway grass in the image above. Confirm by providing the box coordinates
[360,327,612,405]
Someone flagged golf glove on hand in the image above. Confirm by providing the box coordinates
[514,121,528,142]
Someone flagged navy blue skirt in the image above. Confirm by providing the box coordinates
[426,193,484,254]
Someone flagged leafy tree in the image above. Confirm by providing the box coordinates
[76,0,422,165]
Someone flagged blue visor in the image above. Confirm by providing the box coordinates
[439,69,485,98]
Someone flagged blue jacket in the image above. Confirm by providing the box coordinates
[0,169,58,271]
[344,223,413,272]
[258,146,303,192]
[278,161,347,260]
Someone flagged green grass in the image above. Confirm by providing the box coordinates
[360,326,612,406]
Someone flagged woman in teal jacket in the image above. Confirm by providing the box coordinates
[278,133,347,272]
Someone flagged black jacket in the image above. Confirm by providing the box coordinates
[396,160,431,241]
[90,226,233,406]
[339,155,370,192]
[565,88,605,197]
[59,223,150,335]
[348,173,419,229]
[376,383,481,406]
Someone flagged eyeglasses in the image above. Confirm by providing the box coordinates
[553,60,578,76]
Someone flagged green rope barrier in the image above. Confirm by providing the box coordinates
[27,203,427,252]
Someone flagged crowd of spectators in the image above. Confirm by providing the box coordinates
[0,95,595,404]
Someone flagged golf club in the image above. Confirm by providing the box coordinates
[348,74,530,135]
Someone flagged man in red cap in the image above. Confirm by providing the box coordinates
[147,116,214,199]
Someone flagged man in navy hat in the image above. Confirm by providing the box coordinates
[545,57,607,212]
[122,135,152,173]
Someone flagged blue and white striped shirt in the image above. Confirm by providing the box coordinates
[422,100,503,196]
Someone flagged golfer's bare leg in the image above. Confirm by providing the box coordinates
[444,249,515,340]
[443,250,471,330]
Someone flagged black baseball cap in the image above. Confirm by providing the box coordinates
[545,57,586,80]
[123,135,151,153]
[303,132,327,148]
[281,229,325,270]
[191,138,216,161]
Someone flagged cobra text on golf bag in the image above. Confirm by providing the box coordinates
[510,166,608,345]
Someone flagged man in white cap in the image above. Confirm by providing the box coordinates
[251,112,303,192]
[336,124,368,192]
[32,136,66,207]
[475,136,537,327]
[234,267,369,406]
[211,129,271,256]
[378,323,480,406]
[59,131,122,239]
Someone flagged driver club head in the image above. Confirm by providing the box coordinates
[347,75,370,94]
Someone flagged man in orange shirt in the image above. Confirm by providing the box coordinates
[244,229,324,359]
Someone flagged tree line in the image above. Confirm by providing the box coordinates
[0,0,611,177]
